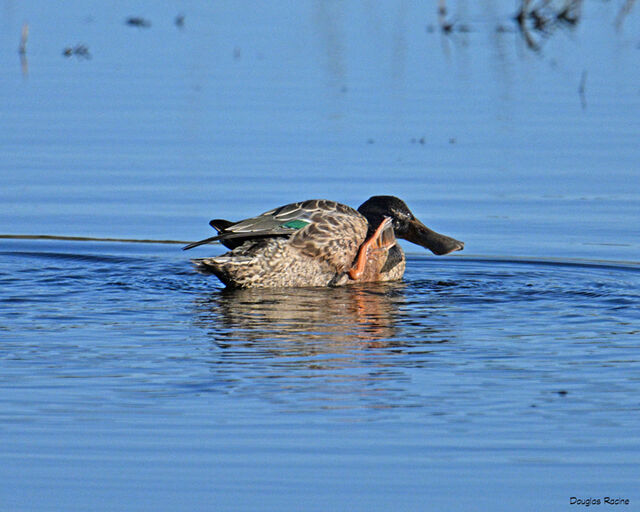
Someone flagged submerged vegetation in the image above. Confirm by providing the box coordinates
[434,0,636,51]
[14,0,636,78]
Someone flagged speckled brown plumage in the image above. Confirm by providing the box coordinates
[193,200,371,288]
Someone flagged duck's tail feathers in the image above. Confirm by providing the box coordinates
[183,219,234,250]
[182,235,221,251]
[209,219,234,233]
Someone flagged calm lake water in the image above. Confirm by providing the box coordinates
[1,1,639,511]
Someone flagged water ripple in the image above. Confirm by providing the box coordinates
[1,244,638,428]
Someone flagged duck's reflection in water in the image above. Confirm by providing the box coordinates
[194,283,404,350]
[193,279,459,354]
[191,282,458,411]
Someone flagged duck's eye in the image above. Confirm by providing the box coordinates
[395,210,410,222]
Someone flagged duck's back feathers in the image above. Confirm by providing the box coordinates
[184,199,366,253]
[288,202,367,273]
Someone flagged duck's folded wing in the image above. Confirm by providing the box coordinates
[183,201,320,251]
[224,201,323,234]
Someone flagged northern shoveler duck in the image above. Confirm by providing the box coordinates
[183,196,464,288]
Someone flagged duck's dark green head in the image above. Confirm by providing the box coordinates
[358,195,464,256]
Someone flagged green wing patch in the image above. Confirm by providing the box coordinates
[282,220,310,230]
